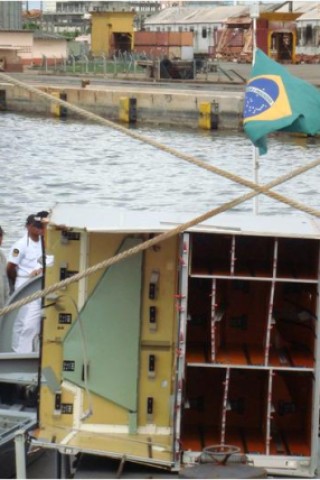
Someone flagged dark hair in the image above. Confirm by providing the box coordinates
[0,226,3,236]
[37,210,49,219]
[26,214,43,229]
[26,214,36,226]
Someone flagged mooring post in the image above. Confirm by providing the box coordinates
[14,429,27,479]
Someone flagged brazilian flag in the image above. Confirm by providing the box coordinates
[243,49,320,155]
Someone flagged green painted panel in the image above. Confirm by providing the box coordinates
[63,237,142,412]
[128,411,138,434]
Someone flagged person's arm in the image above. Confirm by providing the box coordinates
[7,239,24,294]
[30,266,43,277]
[7,262,17,294]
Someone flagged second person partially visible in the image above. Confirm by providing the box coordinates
[7,214,44,353]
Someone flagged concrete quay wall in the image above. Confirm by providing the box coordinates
[1,82,245,131]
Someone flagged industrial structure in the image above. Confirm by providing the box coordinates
[215,10,301,64]
[24,205,320,479]
[144,5,249,58]
[91,9,135,57]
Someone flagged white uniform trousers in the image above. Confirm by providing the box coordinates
[11,276,41,353]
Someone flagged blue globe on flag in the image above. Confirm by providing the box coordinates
[243,78,279,119]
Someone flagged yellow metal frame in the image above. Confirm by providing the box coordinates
[37,227,179,467]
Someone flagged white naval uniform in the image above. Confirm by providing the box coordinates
[8,233,42,353]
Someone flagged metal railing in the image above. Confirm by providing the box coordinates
[32,53,246,83]
[36,53,145,76]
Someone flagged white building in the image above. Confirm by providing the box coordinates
[0,30,33,65]
[42,2,57,13]
[33,31,68,65]
[296,7,320,59]
[144,5,249,56]
[0,30,67,67]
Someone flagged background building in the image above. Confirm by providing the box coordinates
[40,1,91,34]
[0,2,24,72]
[32,30,68,65]
[0,30,32,70]
[296,7,320,62]
[0,1,22,29]
[39,1,161,34]
[144,5,249,57]
[91,9,135,56]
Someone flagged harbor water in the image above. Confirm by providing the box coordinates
[1,111,320,478]
[1,111,320,252]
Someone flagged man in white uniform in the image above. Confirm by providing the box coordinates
[7,214,44,353]
[0,226,9,309]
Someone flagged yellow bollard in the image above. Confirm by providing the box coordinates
[119,97,137,123]
[50,91,67,118]
[198,102,212,130]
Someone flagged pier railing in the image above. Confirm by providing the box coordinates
[31,53,246,84]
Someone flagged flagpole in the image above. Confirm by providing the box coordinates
[251,2,259,214]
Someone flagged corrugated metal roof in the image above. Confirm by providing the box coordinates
[297,5,320,21]
[275,1,320,13]
[145,3,320,25]
[144,5,250,25]
[33,31,67,41]
[144,6,189,24]
[257,3,283,12]
[49,204,320,239]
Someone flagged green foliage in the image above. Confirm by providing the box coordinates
[60,31,80,40]
[23,22,40,30]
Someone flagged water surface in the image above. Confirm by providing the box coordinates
[1,112,319,251]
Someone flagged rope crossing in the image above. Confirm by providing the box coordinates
[0,157,319,317]
[0,71,319,317]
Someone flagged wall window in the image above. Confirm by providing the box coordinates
[316,27,320,46]
[297,27,302,46]
[202,27,207,38]
[306,24,313,45]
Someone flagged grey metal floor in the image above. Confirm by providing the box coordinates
[26,449,178,479]
[26,448,320,479]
